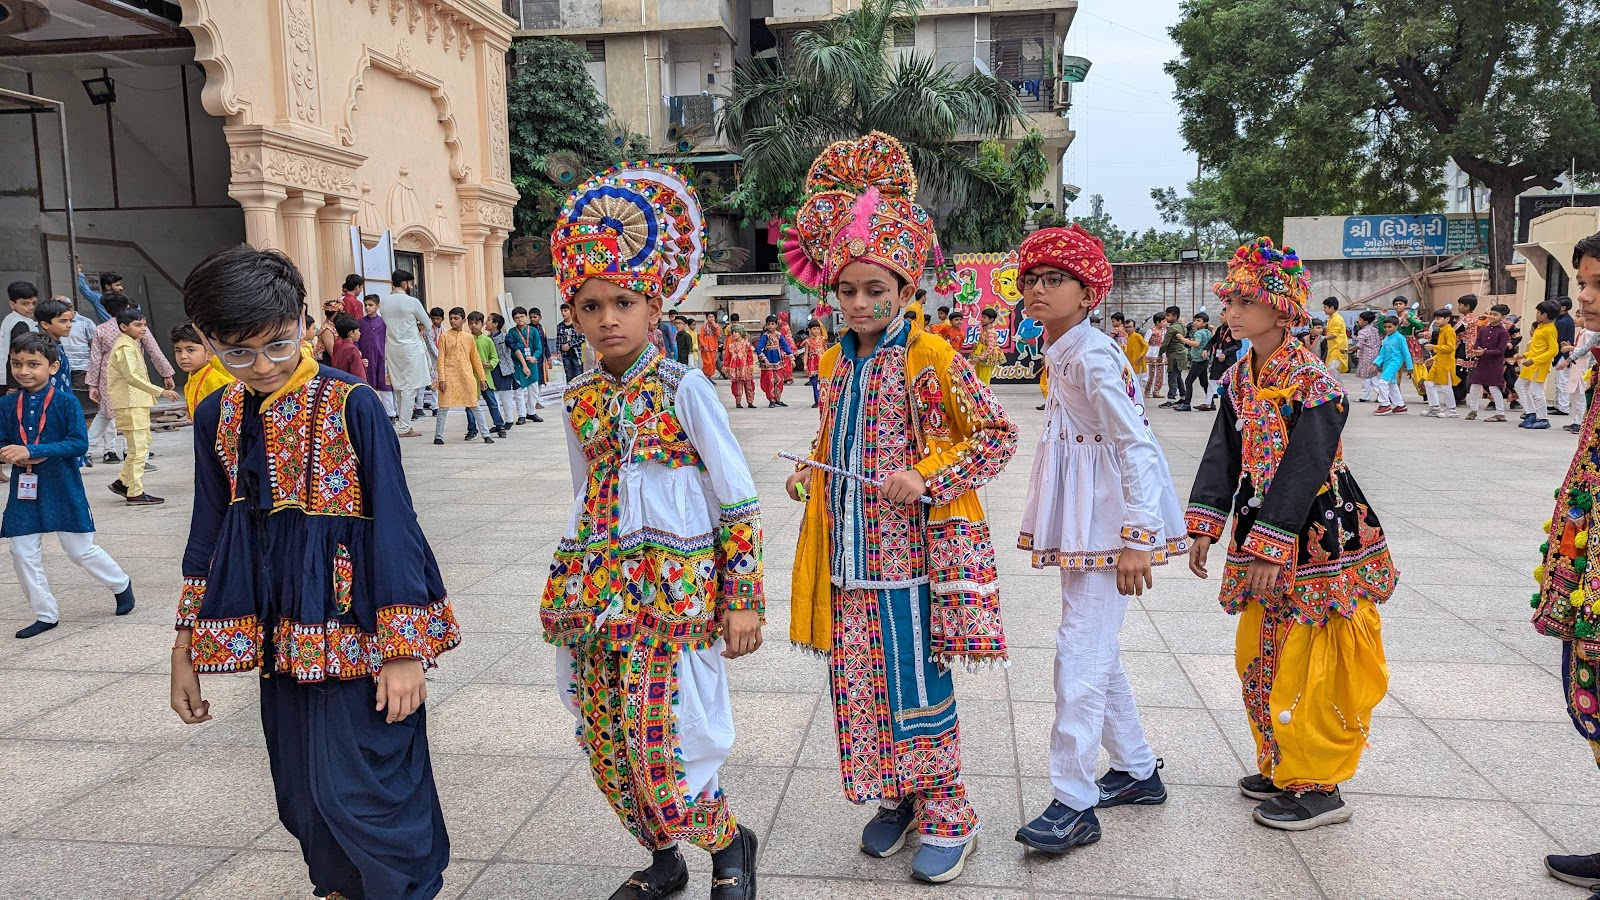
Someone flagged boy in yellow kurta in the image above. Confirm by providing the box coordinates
[169,322,233,420]
[1321,299,1348,372]
[1421,308,1459,418]
[108,307,179,504]
[433,306,493,444]
[1186,237,1396,832]
[781,132,1018,884]
[1515,300,1562,429]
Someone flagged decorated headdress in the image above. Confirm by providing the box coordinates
[1016,225,1115,309]
[1213,236,1311,326]
[551,162,706,304]
[781,132,937,294]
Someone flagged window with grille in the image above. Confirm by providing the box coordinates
[585,39,606,61]
[512,0,560,28]
[990,14,1054,111]
[893,24,914,47]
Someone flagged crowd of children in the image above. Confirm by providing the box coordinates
[15,137,1600,900]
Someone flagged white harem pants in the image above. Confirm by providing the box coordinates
[1051,568,1159,811]
[10,531,129,624]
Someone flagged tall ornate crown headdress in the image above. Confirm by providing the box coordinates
[551,162,706,305]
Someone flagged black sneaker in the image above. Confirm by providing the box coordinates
[530,414,544,423]
[710,824,758,900]
[124,493,165,506]
[1158,400,1175,408]
[1097,758,1167,807]
[102,451,121,464]
[108,480,128,497]
[433,437,444,445]
[482,435,495,444]
[515,416,527,425]
[1172,404,1192,411]
[1252,787,1352,831]
[776,401,788,407]
[1015,801,1100,853]
[1550,408,1570,416]
[608,847,687,900]
[1546,852,1600,887]
[1238,773,1282,801]
[464,431,479,441]
[1566,423,1583,434]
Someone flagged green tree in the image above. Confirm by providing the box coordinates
[1072,195,1197,263]
[943,134,1050,251]
[1167,0,1600,291]
[718,0,1041,250]
[506,38,644,240]
[1150,184,1246,259]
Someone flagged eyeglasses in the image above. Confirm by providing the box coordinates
[1021,272,1070,290]
[211,323,303,369]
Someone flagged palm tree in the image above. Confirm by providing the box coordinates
[718,0,1047,251]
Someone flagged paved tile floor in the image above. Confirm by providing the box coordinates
[1,377,1596,899]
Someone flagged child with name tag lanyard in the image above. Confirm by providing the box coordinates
[1,332,136,639]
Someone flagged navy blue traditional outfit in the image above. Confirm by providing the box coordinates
[177,353,460,900]
[3,384,131,625]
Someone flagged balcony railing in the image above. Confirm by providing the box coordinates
[667,94,717,131]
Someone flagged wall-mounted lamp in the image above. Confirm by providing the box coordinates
[82,75,116,106]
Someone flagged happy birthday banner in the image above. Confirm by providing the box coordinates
[943,251,1045,384]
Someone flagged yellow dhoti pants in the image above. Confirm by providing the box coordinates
[1235,599,1388,789]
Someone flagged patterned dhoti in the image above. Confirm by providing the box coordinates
[830,584,978,846]
[558,639,739,852]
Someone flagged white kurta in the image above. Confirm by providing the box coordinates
[1019,318,1189,569]
[379,291,432,392]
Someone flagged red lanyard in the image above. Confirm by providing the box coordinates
[14,385,53,445]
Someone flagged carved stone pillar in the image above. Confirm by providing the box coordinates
[317,196,361,306]
[485,226,510,306]
[280,190,327,304]
[230,185,289,251]
[460,222,488,312]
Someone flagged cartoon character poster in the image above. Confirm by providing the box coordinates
[948,251,1046,384]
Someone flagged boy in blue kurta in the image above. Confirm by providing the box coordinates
[169,246,460,900]
[2,332,135,639]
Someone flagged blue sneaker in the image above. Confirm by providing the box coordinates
[860,803,916,858]
[1015,801,1100,853]
[1529,418,1552,430]
[1096,759,1168,808]
[910,838,976,883]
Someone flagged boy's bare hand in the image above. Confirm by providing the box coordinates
[375,658,426,724]
[1116,548,1154,596]
[0,445,29,465]
[1189,536,1211,579]
[785,469,811,502]
[722,608,763,659]
[881,469,927,505]
[160,390,180,402]
[1245,558,1285,597]
[170,648,212,724]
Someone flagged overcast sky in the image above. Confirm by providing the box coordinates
[1061,0,1195,233]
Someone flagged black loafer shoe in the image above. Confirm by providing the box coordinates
[710,824,758,900]
[608,849,688,900]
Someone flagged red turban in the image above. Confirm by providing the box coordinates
[1017,225,1114,309]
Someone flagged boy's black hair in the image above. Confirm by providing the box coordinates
[10,330,57,364]
[7,281,37,303]
[806,319,823,330]
[765,315,779,324]
[392,269,415,287]
[448,306,466,318]
[430,307,445,319]
[1572,231,1600,269]
[1358,310,1377,322]
[183,246,305,343]
[923,314,932,324]
[1110,311,1125,322]
[981,308,999,321]
[938,306,950,315]
[33,297,71,325]
[1561,297,1574,312]
[116,305,147,327]
[1431,308,1452,320]
[902,310,916,321]
[1165,305,1182,316]
[1308,318,1324,329]
[363,293,381,304]
[489,312,506,328]
[467,310,485,323]
[559,302,571,311]
[1193,312,1209,323]
[1392,295,1409,305]
[1537,299,1561,321]
[512,306,528,317]
[529,307,543,317]
[1491,303,1512,315]
[1323,297,1339,309]
[100,290,132,319]
[915,289,928,301]
[304,313,317,329]
[1381,316,1399,327]
[1456,294,1478,311]
[729,313,740,322]
[100,272,121,290]
[171,321,203,345]
[342,274,365,292]
[333,313,361,339]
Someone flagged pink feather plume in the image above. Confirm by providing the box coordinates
[842,187,880,244]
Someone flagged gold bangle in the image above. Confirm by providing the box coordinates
[172,644,191,652]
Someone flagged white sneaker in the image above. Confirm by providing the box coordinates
[1445,410,1460,418]
[1422,409,1441,418]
